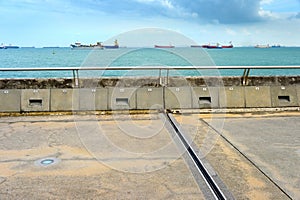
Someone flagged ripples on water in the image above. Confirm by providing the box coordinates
[0,47,300,78]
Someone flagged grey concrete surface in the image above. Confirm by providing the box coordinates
[173,113,291,199]
[21,89,50,112]
[270,85,299,107]
[50,89,79,111]
[219,87,245,108]
[136,88,163,109]
[192,87,219,108]
[0,111,299,199]
[0,85,300,113]
[0,90,20,112]
[0,114,204,199]
[245,86,272,108]
[165,87,192,109]
[200,112,300,199]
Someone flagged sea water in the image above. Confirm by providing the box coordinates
[0,47,300,78]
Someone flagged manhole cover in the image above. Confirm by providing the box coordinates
[35,157,60,167]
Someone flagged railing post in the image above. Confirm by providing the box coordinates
[159,69,162,86]
[166,69,170,86]
[73,69,79,88]
[242,68,250,86]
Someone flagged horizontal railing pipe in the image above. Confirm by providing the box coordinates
[1,66,300,71]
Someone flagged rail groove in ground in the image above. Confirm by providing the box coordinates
[164,111,227,200]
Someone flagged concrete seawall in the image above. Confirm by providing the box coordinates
[0,76,300,112]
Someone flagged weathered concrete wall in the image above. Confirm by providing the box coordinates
[0,76,299,112]
[1,76,300,89]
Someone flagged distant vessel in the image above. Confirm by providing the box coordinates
[200,42,233,49]
[0,43,19,49]
[222,42,233,48]
[206,43,222,49]
[43,47,60,48]
[272,45,281,48]
[70,40,119,49]
[190,45,202,48]
[255,44,270,48]
[207,44,222,49]
[102,40,119,49]
[70,42,104,49]
[154,45,175,48]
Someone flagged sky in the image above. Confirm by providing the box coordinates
[0,0,300,47]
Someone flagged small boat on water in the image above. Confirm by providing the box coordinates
[154,45,175,48]
[70,40,119,49]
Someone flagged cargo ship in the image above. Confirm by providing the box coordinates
[154,45,175,48]
[0,44,20,49]
[190,45,202,48]
[70,40,119,49]
[255,44,270,48]
[206,43,222,49]
[221,42,233,48]
[198,42,233,49]
[103,40,119,49]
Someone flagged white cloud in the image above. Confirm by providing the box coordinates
[225,28,236,36]
[260,0,274,5]
[161,0,174,9]
[259,9,275,18]
[242,28,251,36]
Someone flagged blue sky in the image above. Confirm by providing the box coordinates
[0,0,300,47]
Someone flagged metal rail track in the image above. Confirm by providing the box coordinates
[164,111,227,200]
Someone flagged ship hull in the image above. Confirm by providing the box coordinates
[255,45,270,48]
[0,46,19,49]
[103,45,119,49]
[190,45,202,48]
[222,45,233,48]
[206,46,222,49]
[71,46,104,50]
[154,45,175,48]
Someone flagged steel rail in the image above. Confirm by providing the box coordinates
[165,112,227,200]
[0,65,300,71]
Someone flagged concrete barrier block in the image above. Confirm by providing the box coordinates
[50,89,79,111]
[0,90,21,112]
[165,87,192,109]
[79,88,108,111]
[245,86,271,108]
[219,87,245,108]
[271,86,299,107]
[21,89,50,112]
[136,88,163,110]
[192,87,219,108]
[108,88,136,110]
[297,86,300,106]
